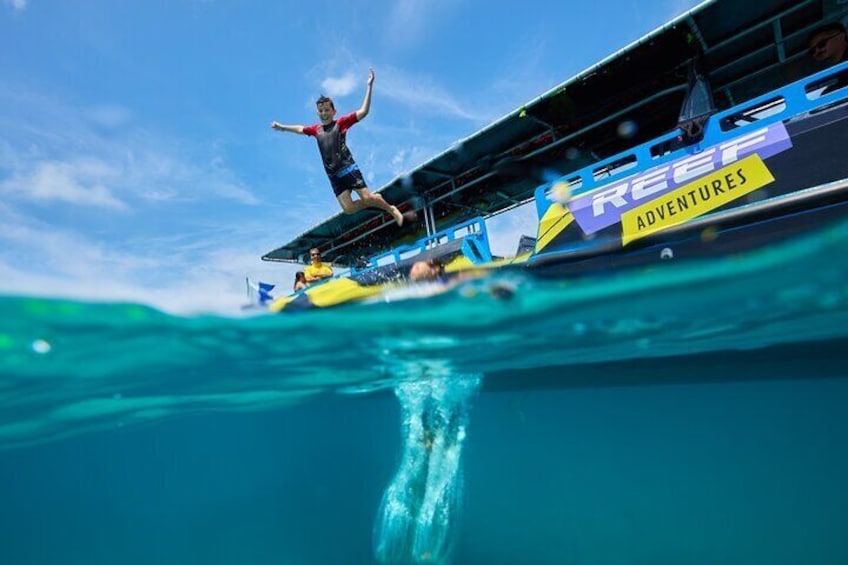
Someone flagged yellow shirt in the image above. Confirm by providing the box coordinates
[305,262,333,282]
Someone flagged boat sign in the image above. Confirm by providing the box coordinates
[620,154,775,245]
[569,122,792,235]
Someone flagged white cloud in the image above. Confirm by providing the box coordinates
[1,159,128,209]
[307,51,479,122]
[378,66,481,122]
[0,203,298,314]
[0,88,261,207]
[3,0,26,12]
[390,149,407,174]
[320,72,357,98]
[0,85,289,313]
[388,145,439,177]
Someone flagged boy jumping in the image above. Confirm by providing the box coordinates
[271,68,405,226]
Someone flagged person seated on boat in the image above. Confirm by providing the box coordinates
[270,68,405,226]
[409,259,445,283]
[806,22,848,97]
[304,248,333,283]
[408,258,515,301]
[293,271,308,292]
[809,22,847,67]
[408,257,474,286]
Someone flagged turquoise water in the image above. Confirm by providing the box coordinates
[1,218,848,564]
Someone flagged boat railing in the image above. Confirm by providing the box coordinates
[534,60,848,219]
[352,216,492,274]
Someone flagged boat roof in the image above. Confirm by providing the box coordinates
[263,0,847,266]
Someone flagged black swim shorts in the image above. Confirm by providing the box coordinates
[329,165,367,196]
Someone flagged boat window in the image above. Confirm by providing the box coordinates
[429,235,449,248]
[719,97,786,131]
[375,255,396,267]
[805,68,848,100]
[399,248,423,261]
[592,154,637,181]
[650,134,689,158]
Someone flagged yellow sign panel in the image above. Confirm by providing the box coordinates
[535,202,574,253]
[621,154,775,245]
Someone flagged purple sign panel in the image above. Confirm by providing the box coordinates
[568,122,793,235]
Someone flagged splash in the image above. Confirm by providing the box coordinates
[373,370,481,564]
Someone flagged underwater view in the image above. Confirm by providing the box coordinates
[2,215,848,564]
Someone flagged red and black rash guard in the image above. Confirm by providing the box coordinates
[302,112,359,177]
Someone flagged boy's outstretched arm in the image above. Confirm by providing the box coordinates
[271,122,306,134]
[355,68,375,121]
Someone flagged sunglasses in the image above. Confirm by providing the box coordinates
[810,33,842,53]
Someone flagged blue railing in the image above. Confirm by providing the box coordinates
[352,216,492,274]
[534,61,848,219]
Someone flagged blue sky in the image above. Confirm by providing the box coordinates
[0,0,701,313]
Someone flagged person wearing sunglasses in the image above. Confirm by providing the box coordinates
[808,22,847,66]
[304,248,333,284]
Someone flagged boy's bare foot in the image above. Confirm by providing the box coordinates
[390,206,404,226]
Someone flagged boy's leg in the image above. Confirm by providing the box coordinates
[332,170,404,226]
[336,190,368,214]
[354,188,404,226]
